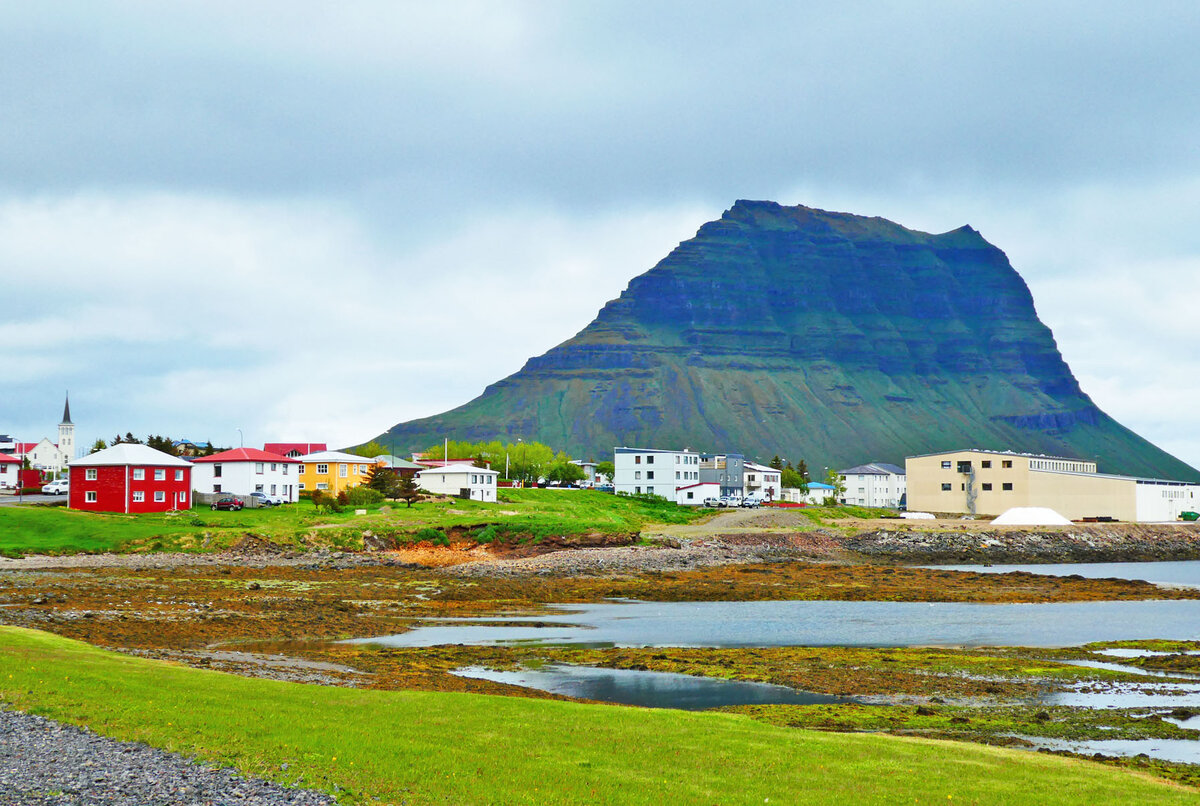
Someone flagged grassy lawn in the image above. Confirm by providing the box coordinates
[0,627,1193,805]
[0,490,708,557]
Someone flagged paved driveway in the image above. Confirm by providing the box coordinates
[0,494,61,507]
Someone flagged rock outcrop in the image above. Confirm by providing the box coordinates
[379,201,1197,480]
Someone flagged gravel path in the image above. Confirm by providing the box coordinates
[0,709,336,806]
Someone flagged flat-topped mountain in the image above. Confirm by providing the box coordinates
[377,200,1197,480]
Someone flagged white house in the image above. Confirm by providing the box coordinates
[838,462,906,508]
[415,463,499,502]
[191,448,301,502]
[675,481,720,506]
[742,462,782,500]
[780,482,837,504]
[613,447,701,497]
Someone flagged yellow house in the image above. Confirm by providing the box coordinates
[297,451,380,495]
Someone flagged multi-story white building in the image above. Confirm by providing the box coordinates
[742,462,783,500]
[191,448,301,502]
[838,462,907,508]
[613,447,701,498]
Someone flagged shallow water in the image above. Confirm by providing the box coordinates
[452,664,859,710]
[355,599,1200,649]
[927,560,1200,588]
[1029,736,1200,765]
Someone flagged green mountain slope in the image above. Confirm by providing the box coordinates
[378,201,1197,480]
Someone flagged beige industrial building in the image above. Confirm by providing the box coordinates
[906,449,1200,522]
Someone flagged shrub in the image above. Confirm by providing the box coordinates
[336,491,349,506]
[311,490,343,513]
[347,486,384,506]
[414,527,448,546]
[473,524,500,544]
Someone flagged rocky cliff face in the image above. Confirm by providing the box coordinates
[379,201,1197,480]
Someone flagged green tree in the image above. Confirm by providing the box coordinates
[595,460,615,482]
[366,464,401,499]
[824,468,846,505]
[781,467,807,493]
[396,473,421,508]
[145,435,176,455]
[547,458,586,485]
[354,440,391,459]
[797,459,810,482]
[769,455,784,470]
[89,438,107,454]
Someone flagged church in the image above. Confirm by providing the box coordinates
[9,395,76,474]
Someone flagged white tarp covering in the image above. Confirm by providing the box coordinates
[990,507,1073,526]
[900,512,935,520]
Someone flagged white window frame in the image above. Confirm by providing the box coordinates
[339,464,348,478]
[153,468,165,481]
[132,468,145,480]
[85,491,97,502]
[175,470,183,481]
[255,463,264,474]
[86,469,98,481]
[132,491,145,502]
[316,464,328,475]
[153,491,165,503]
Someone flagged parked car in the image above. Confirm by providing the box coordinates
[742,494,765,508]
[249,491,283,507]
[211,495,244,511]
[595,483,614,493]
[702,496,722,508]
[717,495,743,508]
[41,479,69,495]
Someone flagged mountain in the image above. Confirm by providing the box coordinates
[376,200,1198,480]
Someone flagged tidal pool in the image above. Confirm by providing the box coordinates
[354,599,1200,649]
[452,664,860,710]
[926,560,1200,588]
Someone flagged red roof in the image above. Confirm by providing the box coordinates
[415,458,479,468]
[264,442,326,455]
[0,453,20,464]
[192,447,299,464]
[14,442,39,454]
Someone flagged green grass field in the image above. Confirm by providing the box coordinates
[0,626,1191,805]
[0,489,708,557]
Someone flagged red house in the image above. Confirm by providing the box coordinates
[263,442,327,459]
[68,443,192,513]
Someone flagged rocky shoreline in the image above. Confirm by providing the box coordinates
[0,708,334,806]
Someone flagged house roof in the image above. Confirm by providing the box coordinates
[192,447,299,464]
[264,442,327,455]
[614,446,699,455]
[676,482,718,490]
[416,463,498,476]
[839,462,906,476]
[807,482,836,490]
[374,455,424,470]
[298,450,378,464]
[743,462,780,473]
[0,453,20,464]
[70,443,192,467]
[904,448,1087,464]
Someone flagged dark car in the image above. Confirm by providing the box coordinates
[210,496,244,511]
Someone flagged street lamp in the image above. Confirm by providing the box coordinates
[236,428,243,448]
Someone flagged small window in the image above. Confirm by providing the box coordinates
[686,491,694,499]
[635,471,641,479]
[647,471,654,480]
[941,461,951,469]
[85,491,97,502]
[316,464,328,475]
[1003,483,1013,491]
[270,463,277,471]
[647,455,654,464]
[256,463,264,474]
[255,484,263,492]
[676,471,681,480]
[270,484,277,494]
[175,470,183,481]
[635,456,641,464]
[647,486,654,493]
[317,482,329,490]
[339,464,348,478]
[982,483,992,491]
[282,465,288,475]
[981,461,992,469]
[1002,460,1012,469]
[213,484,222,493]
[154,469,165,481]
[132,491,145,502]
[676,456,681,464]
[154,491,165,503]
[178,491,187,503]
[635,486,641,494]
[214,464,223,477]
[941,483,952,491]
[86,468,97,481]
[299,483,306,490]
[133,468,145,480]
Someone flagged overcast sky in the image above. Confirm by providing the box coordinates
[3,2,1199,469]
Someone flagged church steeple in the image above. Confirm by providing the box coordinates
[57,393,75,467]
[61,393,72,425]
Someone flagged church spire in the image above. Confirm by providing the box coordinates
[61,392,72,425]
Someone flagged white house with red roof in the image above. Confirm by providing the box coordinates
[674,481,720,506]
[415,463,499,502]
[192,448,300,502]
[0,453,20,489]
[264,442,327,459]
[68,443,192,513]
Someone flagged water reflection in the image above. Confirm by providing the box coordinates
[453,664,860,710]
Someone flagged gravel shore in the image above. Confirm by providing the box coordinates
[0,708,336,806]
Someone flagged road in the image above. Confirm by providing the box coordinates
[0,494,61,507]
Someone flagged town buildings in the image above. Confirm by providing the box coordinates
[699,453,745,498]
[68,443,191,513]
[2,396,76,474]
[838,463,906,508]
[191,448,300,502]
[415,463,499,502]
[0,453,19,488]
[265,442,327,459]
[297,450,378,495]
[906,449,1200,522]
[613,447,702,497]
